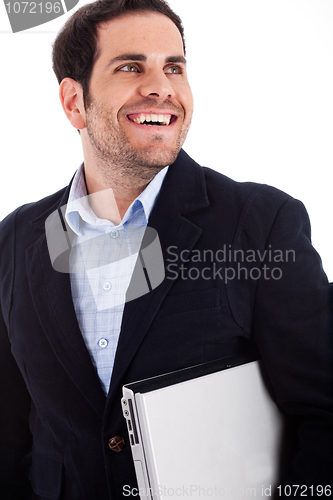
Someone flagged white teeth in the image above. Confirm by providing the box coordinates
[131,113,172,125]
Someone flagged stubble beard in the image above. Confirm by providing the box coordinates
[85,98,191,187]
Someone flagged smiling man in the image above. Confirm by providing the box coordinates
[57,6,193,221]
[0,0,332,499]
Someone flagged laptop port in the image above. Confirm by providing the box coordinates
[127,420,132,431]
[130,434,135,446]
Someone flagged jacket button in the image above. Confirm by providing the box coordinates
[108,436,125,452]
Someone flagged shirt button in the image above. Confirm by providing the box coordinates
[98,338,108,348]
[111,230,119,239]
[103,282,112,291]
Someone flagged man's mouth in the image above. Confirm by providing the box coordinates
[127,113,176,127]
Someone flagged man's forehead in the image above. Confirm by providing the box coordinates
[95,12,185,59]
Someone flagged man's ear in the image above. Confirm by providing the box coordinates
[59,78,86,130]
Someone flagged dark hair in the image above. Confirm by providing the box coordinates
[52,0,185,106]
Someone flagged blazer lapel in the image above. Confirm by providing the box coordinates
[107,149,209,404]
[26,183,106,419]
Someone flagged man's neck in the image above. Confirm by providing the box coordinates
[83,163,157,225]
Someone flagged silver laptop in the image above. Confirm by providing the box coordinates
[122,351,288,499]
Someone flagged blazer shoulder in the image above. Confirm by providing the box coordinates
[0,185,68,280]
[199,166,300,238]
[0,186,68,237]
[202,166,293,210]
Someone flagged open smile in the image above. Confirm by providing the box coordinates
[126,112,178,127]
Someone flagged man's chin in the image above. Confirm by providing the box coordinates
[118,146,179,181]
[134,144,181,169]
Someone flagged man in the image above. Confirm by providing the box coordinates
[0,0,332,498]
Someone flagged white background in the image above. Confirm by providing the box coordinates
[1,0,333,279]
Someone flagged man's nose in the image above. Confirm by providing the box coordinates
[137,69,175,100]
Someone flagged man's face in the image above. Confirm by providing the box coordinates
[82,12,193,171]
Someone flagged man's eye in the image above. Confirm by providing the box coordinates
[119,64,139,72]
[165,66,182,74]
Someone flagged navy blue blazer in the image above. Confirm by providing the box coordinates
[0,150,332,499]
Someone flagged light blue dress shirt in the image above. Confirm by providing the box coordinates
[65,164,168,394]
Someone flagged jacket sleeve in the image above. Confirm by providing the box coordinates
[227,190,333,493]
[251,197,333,489]
[0,213,33,499]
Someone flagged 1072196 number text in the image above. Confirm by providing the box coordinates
[277,485,331,497]
[5,1,61,14]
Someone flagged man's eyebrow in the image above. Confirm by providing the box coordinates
[108,54,147,67]
[165,56,187,65]
[107,54,187,68]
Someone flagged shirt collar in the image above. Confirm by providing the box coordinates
[65,164,168,236]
